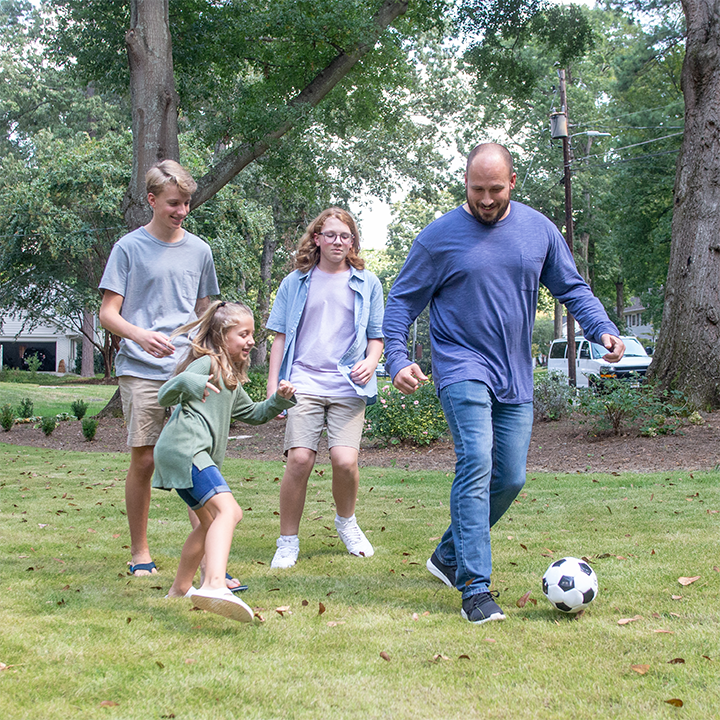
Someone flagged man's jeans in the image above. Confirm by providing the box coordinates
[435,380,533,599]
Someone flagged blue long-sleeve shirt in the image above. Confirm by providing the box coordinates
[382,203,619,404]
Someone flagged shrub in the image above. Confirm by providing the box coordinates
[17,398,34,418]
[25,353,42,374]
[40,416,57,436]
[364,379,447,446]
[71,399,89,420]
[81,417,99,441]
[533,371,574,421]
[1,404,16,431]
[243,368,268,401]
[578,380,688,436]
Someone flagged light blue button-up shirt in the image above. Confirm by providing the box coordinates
[267,265,385,402]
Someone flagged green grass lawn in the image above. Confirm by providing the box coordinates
[1,444,718,719]
[0,382,117,418]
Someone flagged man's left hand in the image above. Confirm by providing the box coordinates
[600,334,625,363]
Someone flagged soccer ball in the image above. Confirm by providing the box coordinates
[542,557,598,613]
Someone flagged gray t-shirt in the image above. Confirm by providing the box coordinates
[99,226,219,380]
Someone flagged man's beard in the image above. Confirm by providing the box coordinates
[467,198,510,226]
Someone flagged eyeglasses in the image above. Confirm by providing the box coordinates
[316,231,354,244]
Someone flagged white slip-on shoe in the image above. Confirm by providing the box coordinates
[192,587,254,623]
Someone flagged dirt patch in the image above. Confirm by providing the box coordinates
[3,412,720,474]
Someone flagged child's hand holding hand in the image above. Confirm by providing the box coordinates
[277,380,295,400]
[202,374,221,402]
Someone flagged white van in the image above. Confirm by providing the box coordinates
[547,336,652,388]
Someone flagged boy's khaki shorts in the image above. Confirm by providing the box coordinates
[284,394,366,454]
[118,376,168,447]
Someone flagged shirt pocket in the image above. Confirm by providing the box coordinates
[520,251,546,292]
[181,270,201,303]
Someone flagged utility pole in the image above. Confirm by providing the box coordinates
[558,68,577,387]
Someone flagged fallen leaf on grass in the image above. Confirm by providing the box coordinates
[327,621,345,627]
[254,612,265,622]
[412,613,419,621]
[432,653,450,661]
[276,606,292,617]
[654,629,674,634]
[380,651,391,662]
[458,654,470,660]
[318,602,326,616]
[301,600,309,607]
[155,661,164,669]
[515,591,537,608]
[665,699,683,707]
[631,664,650,675]
[484,638,496,643]
[678,576,700,586]
[702,655,712,661]
[671,595,683,601]
[668,658,685,664]
[100,700,119,707]
[184,658,195,665]
[618,615,643,625]
[0,662,9,671]
[670,612,681,618]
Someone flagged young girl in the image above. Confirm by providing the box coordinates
[266,207,384,569]
[153,301,295,622]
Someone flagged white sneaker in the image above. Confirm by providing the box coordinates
[271,537,299,569]
[192,587,254,623]
[335,516,374,557]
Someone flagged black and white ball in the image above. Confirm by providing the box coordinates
[542,557,598,613]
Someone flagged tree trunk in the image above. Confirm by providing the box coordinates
[554,299,563,339]
[122,0,180,230]
[649,0,720,409]
[97,388,124,419]
[252,229,278,368]
[615,279,624,326]
[81,308,95,377]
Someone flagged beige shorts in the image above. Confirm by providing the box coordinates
[284,394,366,454]
[118,376,168,447]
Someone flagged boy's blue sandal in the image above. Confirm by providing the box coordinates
[129,561,157,576]
[226,572,249,593]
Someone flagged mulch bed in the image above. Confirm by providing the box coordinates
[4,412,720,474]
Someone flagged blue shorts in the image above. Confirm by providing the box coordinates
[176,464,231,510]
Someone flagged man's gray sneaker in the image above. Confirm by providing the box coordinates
[426,552,456,588]
[461,591,506,624]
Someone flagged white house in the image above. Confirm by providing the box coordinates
[622,297,655,344]
[0,312,95,373]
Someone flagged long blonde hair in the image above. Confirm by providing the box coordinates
[173,301,253,390]
[294,207,365,273]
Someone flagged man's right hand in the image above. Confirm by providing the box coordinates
[392,363,428,395]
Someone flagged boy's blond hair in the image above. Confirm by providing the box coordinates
[146,160,197,197]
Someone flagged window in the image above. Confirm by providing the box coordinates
[549,340,567,359]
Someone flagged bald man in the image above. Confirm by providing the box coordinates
[383,143,624,624]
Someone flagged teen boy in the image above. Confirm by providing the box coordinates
[99,160,219,576]
[266,207,384,569]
